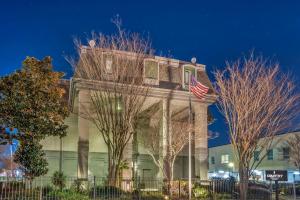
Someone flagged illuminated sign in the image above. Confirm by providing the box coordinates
[266,170,287,181]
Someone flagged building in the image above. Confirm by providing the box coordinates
[208,130,300,182]
[40,49,217,180]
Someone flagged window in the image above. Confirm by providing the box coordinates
[183,65,196,89]
[103,53,113,74]
[106,59,113,73]
[184,70,191,85]
[267,149,273,160]
[283,147,290,160]
[211,156,215,165]
[254,151,260,161]
[144,60,159,79]
[221,155,229,164]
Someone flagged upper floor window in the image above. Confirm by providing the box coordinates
[183,65,196,89]
[144,59,159,79]
[144,59,159,85]
[221,154,229,164]
[254,151,260,161]
[267,149,273,160]
[211,156,215,165]
[103,53,113,74]
[282,147,290,160]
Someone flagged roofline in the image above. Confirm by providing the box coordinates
[80,46,206,70]
[68,78,218,111]
[209,129,300,149]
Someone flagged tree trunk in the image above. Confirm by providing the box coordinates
[239,164,249,200]
[107,150,122,187]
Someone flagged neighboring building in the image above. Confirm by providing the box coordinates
[208,130,300,182]
[40,49,217,180]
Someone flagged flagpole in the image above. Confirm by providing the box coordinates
[188,73,192,200]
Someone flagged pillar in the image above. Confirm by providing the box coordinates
[159,99,172,179]
[77,89,90,179]
[194,104,208,180]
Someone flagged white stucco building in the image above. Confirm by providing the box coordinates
[40,50,217,180]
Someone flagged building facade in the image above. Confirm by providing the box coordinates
[208,130,300,182]
[40,52,217,180]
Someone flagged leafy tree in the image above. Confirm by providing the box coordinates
[0,56,69,141]
[14,140,48,180]
[0,56,69,179]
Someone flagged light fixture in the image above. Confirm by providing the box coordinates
[191,57,197,64]
[117,101,122,111]
[228,162,234,168]
[88,40,96,48]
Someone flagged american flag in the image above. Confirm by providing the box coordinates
[190,75,209,99]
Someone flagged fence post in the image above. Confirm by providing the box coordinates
[293,174,297,200]
[178,180,181,198]
[39,177,42,200]
[93,176,96,200]
[212,180,215,200]
[275,180,279,200]
[138,176,141,200]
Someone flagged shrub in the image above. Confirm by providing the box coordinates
[90,185,125,198]
[41,185,54,196]
[141,193,164,200]
[214,193,232,199]
[51,171,66,190]
[193,186,209,199]
[48,190,89,200]
[71,179,88,194]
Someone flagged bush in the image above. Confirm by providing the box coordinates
[41,185,54,196]
[214,193,232,199]
[90,185,125,198]
[193,186,209,199]
[48,190,89,200]
[51,171,66,189]
[141,193,164,200]
[71,179,88,194]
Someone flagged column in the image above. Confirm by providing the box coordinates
[77,89,90,179]
[159,99,172,179]
[194,104,208,180]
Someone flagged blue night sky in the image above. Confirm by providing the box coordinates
[0,0,300,147]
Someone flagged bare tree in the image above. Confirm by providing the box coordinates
[141,113,192,182]
[286,134,300,173]
[69,19,152,185]
[214,53,300,200]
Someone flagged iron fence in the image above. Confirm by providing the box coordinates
[0,176,274,200]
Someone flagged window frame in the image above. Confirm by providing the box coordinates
[221,154,229,164]
[267,149,273,160]
[182,65,197,89]
[211,156,215,165]
[282,147,290,160]
[143,58,159,85]
[102,52,114,74]
[254,151,260,161]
